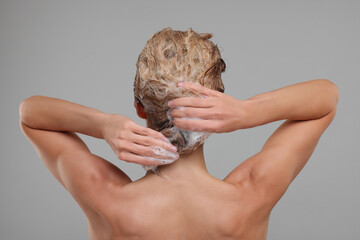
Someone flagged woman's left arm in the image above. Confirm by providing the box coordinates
[20,95,106,138]
[19,95,178,164]
[19,95,178,212]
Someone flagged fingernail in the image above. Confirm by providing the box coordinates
[178,82,184,87]
[153,158,177,165]
[168,101,173,107]
[159,159,175,164]
[166,151,179,159]
[170,145,177,152]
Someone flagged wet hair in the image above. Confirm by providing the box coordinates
[134,27,226,154]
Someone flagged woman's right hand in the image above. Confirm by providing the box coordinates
[168,82,251,133]
[102,113,179,166]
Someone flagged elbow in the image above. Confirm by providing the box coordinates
[331,81,339,104]
[317,79,339,107]
[19,98,29,124]
[327,79,339,106]
[19,95,42,124]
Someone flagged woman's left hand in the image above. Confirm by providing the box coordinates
[102,113,179,166]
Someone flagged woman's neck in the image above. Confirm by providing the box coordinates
[145,144,209,181]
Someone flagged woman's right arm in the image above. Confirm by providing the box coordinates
[169,79,338,131]
[243,79,339,127]
[227,79,338,206]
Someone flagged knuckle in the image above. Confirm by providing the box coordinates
[207,123,216,131]
[124,120,133,129]
[148,138,156,146]
[180,109,188,117]
[162,143,170,151]
[146,149,155,157]
[147,129,156,137]
[145,128,153,134]
[172,99,179,106]
[143,129,151,136]
[171,109,180,117]
[117,151,125,160]
[173,119,181,128]
[193,98,200,105]
[128,133,135,142]
[117,139,125,148]
[179,99,187,106]
[173,110,183,118]
[181,122,190,130]
[199,110,208,119]
[118,131,126,139]
[213,110,221,118]
[213,92,222,98]
[143,160,154,166]
[214,122,222,131]
[184,108,192,117]
[143,138,151,146]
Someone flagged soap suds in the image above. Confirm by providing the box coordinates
[140,82,211,175]
[142,106,211,175]
[142,146,179,174]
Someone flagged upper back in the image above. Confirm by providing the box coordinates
[88,174,271,240]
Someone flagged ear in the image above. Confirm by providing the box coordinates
[134,99,147,119]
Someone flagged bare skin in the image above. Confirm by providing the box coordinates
[19,79,339,239]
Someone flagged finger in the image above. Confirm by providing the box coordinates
[142,156,178,166]
[170,107,212,119]
[132,124,166,140]
[178,82,222,97]
[173,118,217,132]
[168,97,213,108]
[119,151,178,166]
[130,132,177,152]
[124,142,179,160]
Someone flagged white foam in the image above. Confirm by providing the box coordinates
[141,98,212,174]
[164,107,212,151]
[149,146,179,159]
[141,146,179,175]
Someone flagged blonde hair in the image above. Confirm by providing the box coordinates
[134,27,226,154]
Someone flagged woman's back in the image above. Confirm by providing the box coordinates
[20,79,338,240]
[88,169,271,240]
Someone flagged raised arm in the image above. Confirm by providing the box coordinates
[19,96,178,212]
[20,95,177,166]
[169,79,339,208]
[169,79,338,131]
[235,79,339,207]
[243,79,338,126]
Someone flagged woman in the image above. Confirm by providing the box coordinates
[19,28,339,239]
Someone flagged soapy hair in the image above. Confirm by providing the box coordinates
[134,27,226,155]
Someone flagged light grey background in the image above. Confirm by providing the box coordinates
[1,0,359,239]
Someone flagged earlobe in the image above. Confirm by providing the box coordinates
[134,100,147,119]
